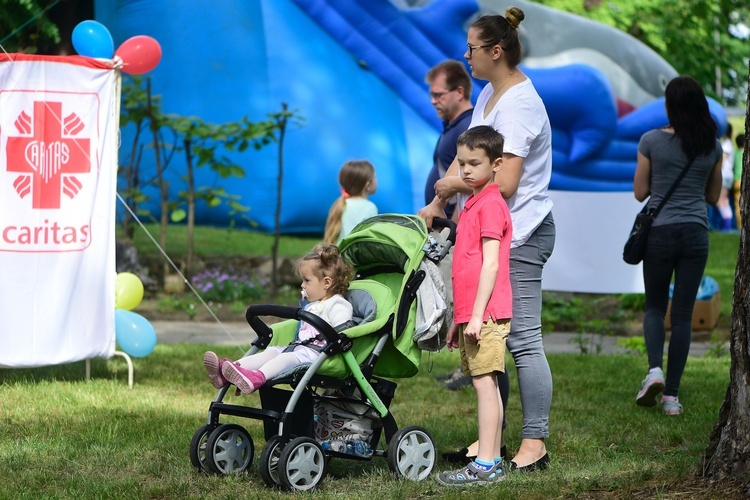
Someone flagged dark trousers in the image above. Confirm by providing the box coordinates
[642,223,709,397]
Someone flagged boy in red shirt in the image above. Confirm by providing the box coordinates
[436,125,512,487]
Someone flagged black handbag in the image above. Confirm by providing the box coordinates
[623,157,695,265]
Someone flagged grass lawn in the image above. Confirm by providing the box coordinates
[120,223,320,259]
[0,344,732,498]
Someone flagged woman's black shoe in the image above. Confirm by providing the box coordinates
[509,452,550,472]
[441,445,507,464]
[441,447,472,464]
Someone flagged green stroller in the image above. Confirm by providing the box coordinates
[189,214,456,492]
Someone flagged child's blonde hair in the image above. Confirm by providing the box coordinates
[297,243,354,296]
[323,160,375,244]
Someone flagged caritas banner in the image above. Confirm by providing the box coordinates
[0,54,119,367]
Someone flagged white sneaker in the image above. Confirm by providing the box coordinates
[661,397,683,415]
[636,368,665,407]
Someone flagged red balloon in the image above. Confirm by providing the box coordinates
[115,35,162,75]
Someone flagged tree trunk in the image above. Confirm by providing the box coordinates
[700,61,750,493]
[185,137,195,281]
[147,78,170,282]
[271,103,289,296]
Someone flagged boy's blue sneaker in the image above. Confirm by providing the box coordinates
[636,368,665,407]
[435,461,505,487]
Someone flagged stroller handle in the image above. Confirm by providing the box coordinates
[430,217,457,261]
[432,217,457,246]
[245,304,346,352]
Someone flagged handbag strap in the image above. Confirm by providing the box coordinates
[649,156,696,218]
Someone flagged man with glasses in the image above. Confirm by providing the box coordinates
[425,60,474,390]
[424,60,474,220]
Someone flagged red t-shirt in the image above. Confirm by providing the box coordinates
[452,186,513,324]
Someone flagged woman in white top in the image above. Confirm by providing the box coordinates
[419,7,555,472]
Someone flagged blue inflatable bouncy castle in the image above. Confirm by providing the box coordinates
[96,0,728,292]
[97,0,438,232]
[96,0,726,230]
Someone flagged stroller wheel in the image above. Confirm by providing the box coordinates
[387,425,437,481]
[258,436,283,488]
[189,424,214,472]
[205,423,254,475]
[278,437,327,491]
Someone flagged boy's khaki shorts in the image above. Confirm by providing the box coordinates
[458,318,510,377]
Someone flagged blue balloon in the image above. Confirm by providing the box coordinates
[115,309,157,357]
[72,20,114,59]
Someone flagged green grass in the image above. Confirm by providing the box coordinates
[706,231,741,318]
[0,345,730,498]
[120,223,320,259]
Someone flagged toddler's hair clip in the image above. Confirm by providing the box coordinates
[340,188,351,198]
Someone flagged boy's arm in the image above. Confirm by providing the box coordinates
[463,236,500,343]
[446,322,460,351]
[417,156,471,229]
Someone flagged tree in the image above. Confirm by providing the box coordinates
[700,59,750,493]
[536,0,750,106]
[0,0,61,53]
[168,114,277,279]
[118,76,167,239]
[0,0,94,55]
[267,103,305,295]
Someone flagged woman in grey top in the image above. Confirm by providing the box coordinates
[633,75,723,416]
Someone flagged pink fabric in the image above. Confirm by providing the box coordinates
[452,186,513,324]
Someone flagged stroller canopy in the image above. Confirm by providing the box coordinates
[339,214,430,378]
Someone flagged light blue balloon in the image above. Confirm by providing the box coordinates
[72,20,114,59]
[115,309,157,357]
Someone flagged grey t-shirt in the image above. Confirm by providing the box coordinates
[638,129,722,228]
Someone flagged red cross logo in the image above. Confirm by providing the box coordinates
[6,101,90,209]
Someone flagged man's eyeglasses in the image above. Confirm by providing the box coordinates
[466,42,497,56]
[429,89,455,100]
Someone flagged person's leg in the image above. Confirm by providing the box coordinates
[507,213,555,466]
[238,350,302,380]
[473,374,502,464]
[641,225,678,372]
[635,225,679,406]
[235,349,280,371]
[224,348,299,394]
[498,369,509,427]
[460,371,508,459]
[664,225,708,398]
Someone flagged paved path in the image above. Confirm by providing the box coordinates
[152,321,719,357]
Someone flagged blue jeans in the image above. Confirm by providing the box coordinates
[642,223,708,397]
[499,212,555,439]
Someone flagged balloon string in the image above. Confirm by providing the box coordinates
[116,193,248,354]
[0,0,61,47]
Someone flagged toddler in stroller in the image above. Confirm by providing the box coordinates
[203,243,354,395]
[189,214,455,492]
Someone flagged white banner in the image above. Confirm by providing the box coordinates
[0,55,118,367]
[544,190,645,294]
